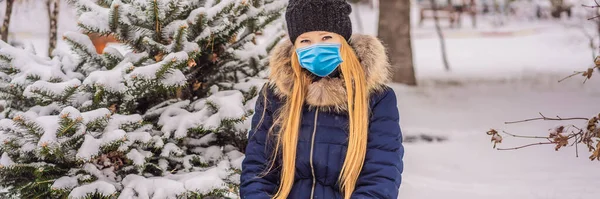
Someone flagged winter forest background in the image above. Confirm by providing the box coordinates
[0,0,599,198]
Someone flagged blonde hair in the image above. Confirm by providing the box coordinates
[264,35,369,199]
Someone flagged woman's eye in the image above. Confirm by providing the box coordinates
[300,39,310,43]
[322,36,333,41]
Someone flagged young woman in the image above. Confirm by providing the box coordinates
[240,0,404,198]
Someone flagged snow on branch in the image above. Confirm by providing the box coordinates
[1,0,283,197]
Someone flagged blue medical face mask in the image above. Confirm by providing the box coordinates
[295,43,343,77]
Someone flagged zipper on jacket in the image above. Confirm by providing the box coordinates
[309,109,319,199]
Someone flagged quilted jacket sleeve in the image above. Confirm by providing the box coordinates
[351,87,404,199]
[240,85,280,199]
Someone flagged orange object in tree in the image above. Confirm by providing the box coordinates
[87,33,119,54]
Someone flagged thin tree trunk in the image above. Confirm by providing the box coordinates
[1,0,15,42]
[470,0,477,28]
[48,0,60,56]
[597,18,600,73]
[46,0,52,22]
[431,0,451,71]
[378,0,416,85]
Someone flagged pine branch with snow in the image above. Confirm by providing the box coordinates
[0,0,284,198]
[69,0,285,99]
[0,37,87,116]
[0,38,259,198]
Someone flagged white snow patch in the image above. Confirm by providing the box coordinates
[0,42,68,85]
[23,79,81,99]
[105,114,143,132]
[119,174,186,199]
[124,131,152,145]
[162,161,231,195]
[161,143,183,157]
[27,103,63,116]
[163,20,189,40]
[183,42,200,53]
[102,46,123,58]
[226,150,244,162]
[231,156,244,171]
[76,130,126,161]
[36,115,61,146]
[162,69,187,87]
[206,90,246,119]
[0,152,14,167]
[68,181,116,199]
[126,149,147,166]
[144,100,189,118]
[83,62,129,93]
[81,108,111,124]
[202,145,223,163]
[182,169,226,195]
[233,42,267,61]
[158,90,248,138]
[186,133,217,146]
[158,158,169,171]
[52,176,79,190]
[128,52,188,83]
[78,8,111,33]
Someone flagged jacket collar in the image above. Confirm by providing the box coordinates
[267,34,391,112]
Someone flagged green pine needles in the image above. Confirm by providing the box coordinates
[0,0,285,198]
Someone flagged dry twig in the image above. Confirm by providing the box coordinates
[501,130,550,139]
[505,112,588,124]
[496,142,555,151]
[489,114,599,160]
[582,0,600,9]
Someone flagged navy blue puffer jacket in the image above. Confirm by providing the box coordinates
[240,34,404,199]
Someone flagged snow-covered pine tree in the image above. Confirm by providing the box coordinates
[0,0,286,198]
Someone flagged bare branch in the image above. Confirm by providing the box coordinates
[497,142,555,150]
[558,71,585,82]
[575,133,579,157]
[505,112,589,124]
[570,125,583,131]
[501,130,549,139]
[588,15,600,20]
[582,0,600,8]
[582,4,600,8]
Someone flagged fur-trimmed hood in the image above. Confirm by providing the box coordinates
[268,34,391,111]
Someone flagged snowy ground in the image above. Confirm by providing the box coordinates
[2,1,600,199]
[394,8,600,199]
[396,76,600,199]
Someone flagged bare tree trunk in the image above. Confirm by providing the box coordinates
[596,18,600,73]
[1,0,15,42]
[378,0,416,85]
[431,0,451,71]
[48,0,60,56]
[470,0,477,28]
[46,0,52,22]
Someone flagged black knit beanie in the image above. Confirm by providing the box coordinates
[285,0,353,44]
